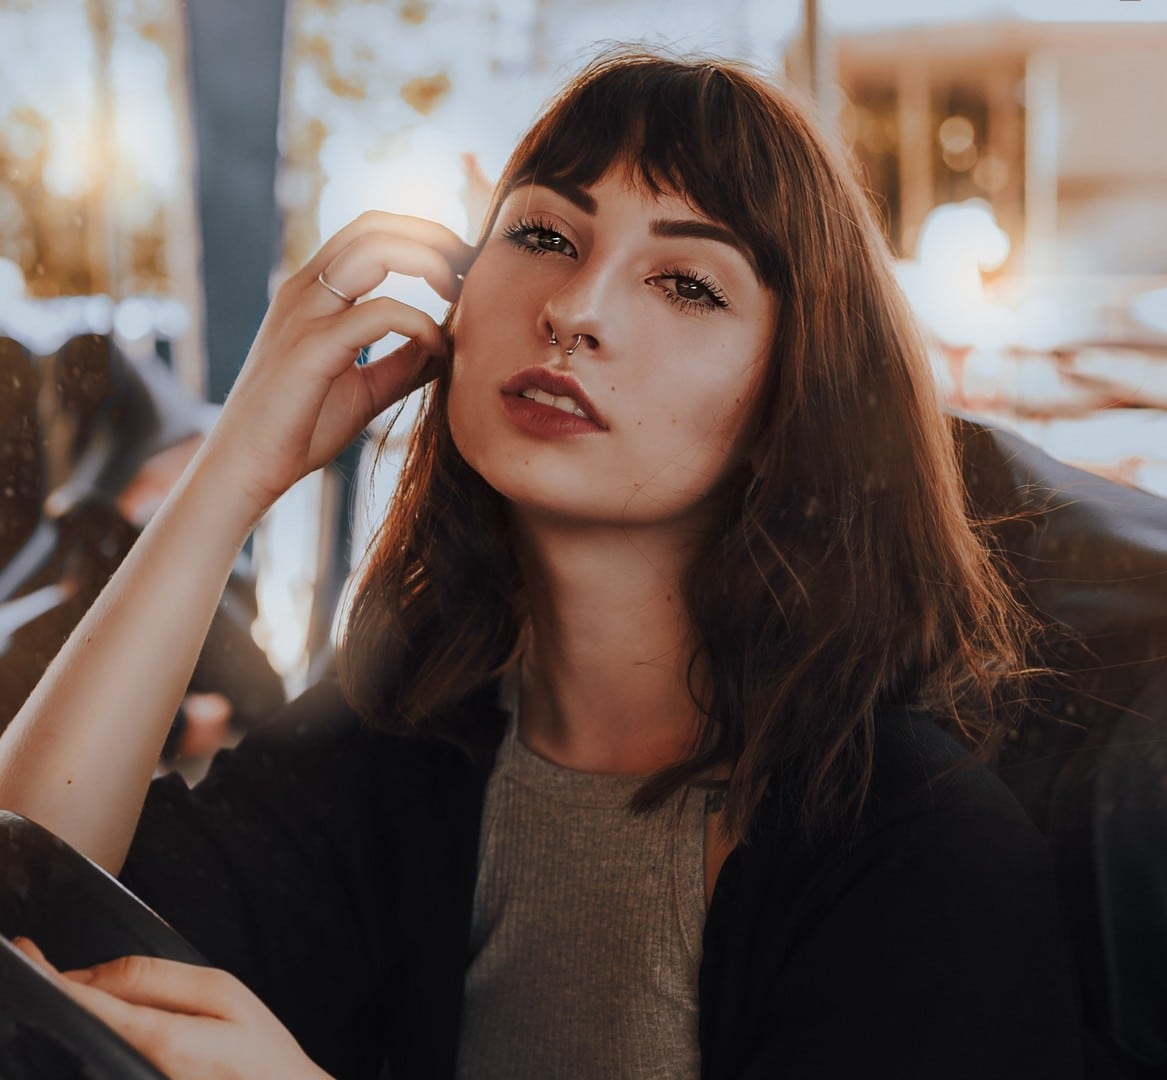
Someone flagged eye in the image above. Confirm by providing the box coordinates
[502,217,578,258]
[648,268,729,313]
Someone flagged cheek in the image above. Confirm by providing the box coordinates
[715,363,766,450]
[451,246,524,329]
[675,360,767,491]
[649,348,765,452]
[446,354,480,463]
[446,277,497,414]
[446,328,503,478]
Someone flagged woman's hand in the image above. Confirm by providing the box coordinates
[13,938,330,1080]
[205,212,476,524]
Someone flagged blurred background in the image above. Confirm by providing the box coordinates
[2,5,1167,1071]
[0,0,1165,732]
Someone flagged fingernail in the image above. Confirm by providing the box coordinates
[356,346,371,367]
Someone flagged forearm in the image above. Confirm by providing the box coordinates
[0,443,262,875]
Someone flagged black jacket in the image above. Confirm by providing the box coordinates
[121,679,1083,1079]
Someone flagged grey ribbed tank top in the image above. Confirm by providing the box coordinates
[455,697,707,1078]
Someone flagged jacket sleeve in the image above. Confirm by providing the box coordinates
[118,680,404,1079]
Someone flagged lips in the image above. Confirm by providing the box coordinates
[500,367,608,429]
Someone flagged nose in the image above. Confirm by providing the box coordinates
[537,255,616,358]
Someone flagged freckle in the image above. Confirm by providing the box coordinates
[610,386,615,391]
[66,779,73,785]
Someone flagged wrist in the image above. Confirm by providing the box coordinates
[178,438,278,547]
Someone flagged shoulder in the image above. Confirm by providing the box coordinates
[125,678,497,936]
[751,707,1059,903]
[705,711,1082,1076]
[188,678,416,806]
[836,711,1065,954]
[204,677,491,782]
[862,706,1047,855]
[141,677,499,849]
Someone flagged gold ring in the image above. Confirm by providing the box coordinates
[317,270,357,304]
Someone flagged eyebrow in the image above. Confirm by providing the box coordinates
[529,179,597,215]
[649,218,753,265]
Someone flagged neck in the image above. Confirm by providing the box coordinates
[511,513,708,774]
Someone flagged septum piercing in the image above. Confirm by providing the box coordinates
[547,331,584,354]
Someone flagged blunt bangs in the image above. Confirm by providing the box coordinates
[496,55,793,293]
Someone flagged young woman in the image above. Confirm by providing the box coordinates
[0,51,1082,1078]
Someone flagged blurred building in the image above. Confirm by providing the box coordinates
[829,19,1167,497]
[836,20,1167,276]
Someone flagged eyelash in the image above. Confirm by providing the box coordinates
[652,266,729,313]
[502,216,572,257]
[500,217,730,314]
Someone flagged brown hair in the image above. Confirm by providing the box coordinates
[338,51,1036,843]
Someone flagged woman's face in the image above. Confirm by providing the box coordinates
[447,171,776,533]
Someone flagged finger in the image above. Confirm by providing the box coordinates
[358,337,441,405]
[306,232,465,317]
[10,936,56,971]
[10,942,169,1048]
[317,339,436,442]
[315,211,475,273]
[300,211,475,291]
[326,294,447,362]
[62,954,244,1020]
[47,972,191,1075]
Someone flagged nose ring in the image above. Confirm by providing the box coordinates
[564,333,584,356]
[549,330,558,346]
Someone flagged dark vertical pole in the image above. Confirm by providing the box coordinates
[185,1,355,670]
[184,0,286,404]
